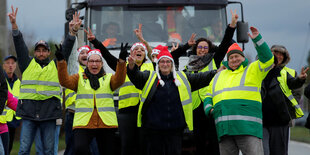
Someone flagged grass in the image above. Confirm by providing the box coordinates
[10,134,66,155]
[290,126,310,144]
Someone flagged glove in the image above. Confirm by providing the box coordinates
[55,44,64,61]
[119,43,129,61]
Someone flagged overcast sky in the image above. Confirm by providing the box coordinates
[6,0,310,72]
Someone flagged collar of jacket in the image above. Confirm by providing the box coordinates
[222,57,249,71]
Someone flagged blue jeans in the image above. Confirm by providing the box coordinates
[35,124,61,155]
[0,136,4,155]
[18,119,56,155]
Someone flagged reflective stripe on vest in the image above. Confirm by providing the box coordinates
[215,115,262,124]
[6,79,21,122]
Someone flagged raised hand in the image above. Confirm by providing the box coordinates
[84,27,95,41]
[248,26,259,39]
[171,42,179,52]
[119,43,129,61]
[128,55,136,70]
[7,5,18,30]
[187,33,196,46]
[134,24,145,42]
[69,11,82,35]
[55,44,64,61]
[230,9,238,28]
[298,67,309,80]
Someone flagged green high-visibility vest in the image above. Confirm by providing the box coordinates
[19,59,61,100]
[277,69,304,118]
[138,71,194,130]
[118,63,153,109]
[73,72,117,127]
[5,79,21,122]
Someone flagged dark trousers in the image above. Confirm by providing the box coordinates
[263,125,289,155]
[118,112,140,155]
[8,127,16,154]
[193,104,219,155]
[1,132,9,155]
[64,110,74,155]
[73,128,117,155]
[142,128,183,155]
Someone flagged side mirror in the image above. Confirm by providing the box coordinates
[236,21,249,43]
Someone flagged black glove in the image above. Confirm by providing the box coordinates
[119,43,129,61]
[55,44,64,61]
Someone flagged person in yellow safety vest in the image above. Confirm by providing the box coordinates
[203,27,274,155]
[56,42,127,154]
[261,45,308,155]
[85,25,155,155]
[8,6,63,154]
[2,55,21,154]
[127,46,218,155]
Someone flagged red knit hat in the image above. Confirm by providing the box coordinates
[77,45,91,54]
[87,49,103,61]
[156,46,181,87]
[226,43,244,59]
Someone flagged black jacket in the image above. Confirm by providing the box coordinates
[262,67,305,126]
[12,30,75,121]
[127,64,216,130]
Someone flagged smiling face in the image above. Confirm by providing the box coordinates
[158,57,173,76]
[272,51,284,65]
[87,55,103,75]
[3,58,16,75]
[130,45,145,65]
[34,46,50,60]
[196,41,209,57]
[228,53,245,70]
[78,49,88,66]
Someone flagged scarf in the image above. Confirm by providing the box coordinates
[84,67,105,90]
[186,53,214,72]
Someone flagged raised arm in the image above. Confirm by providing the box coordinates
[287,67,308,89]
[171,33,195,60]
[186,70,217,92]
[127,55,150,90]
[85,28,118,71]
[55,45,79,91]
[213,9,238,68]
[134,24,153,60]
[110,43,128,91]
[63,11,82,61]
[8,6,31,72]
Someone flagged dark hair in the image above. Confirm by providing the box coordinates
[191,38,214,55]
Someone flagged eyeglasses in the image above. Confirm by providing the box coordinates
[197,46,209,50]
[88,60,102,64]
[159,60,172,64]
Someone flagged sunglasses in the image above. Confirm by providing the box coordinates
[197,46,209,49]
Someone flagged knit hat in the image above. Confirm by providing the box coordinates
[226,43,244,59]
[87,49,103,61]
[156,46,181,87]
[77,45,91,54]
[151,45,165,62]
[130,42,147,53]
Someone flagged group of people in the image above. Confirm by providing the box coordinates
[0,5,309,155]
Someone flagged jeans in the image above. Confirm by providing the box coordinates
[0,136,4,155]
[18,119,56,155]
[0,132,9,155]
[35,124,61,155]
[219,135,263,155]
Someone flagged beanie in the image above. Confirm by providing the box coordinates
[156,46,181,87]
[226,43,244,59]
[87,49,103,61]
[77,45,91,54]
